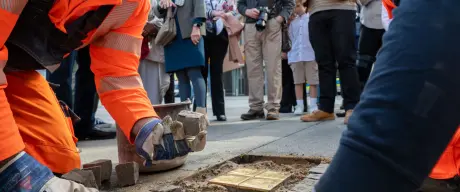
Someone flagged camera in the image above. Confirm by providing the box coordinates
[255,7,269,32]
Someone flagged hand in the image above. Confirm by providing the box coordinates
[159,0,176,9]
[276,15,285,24]
[134,115,207,166]
[281,52,287,59]
[191,26,201,45]
[143,23,157,37]
[213,10,227,20]
[245,8,260,19]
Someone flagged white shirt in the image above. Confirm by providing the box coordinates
[359,0,384,29]
[287,13,315,64]
[381,2,391,31]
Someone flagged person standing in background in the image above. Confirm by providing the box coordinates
[139,2,171,105]
[302,0,361,124]
[287,0,319,116]
[202,0,237,121]
[356,0,385,88]
[155,0,209,118]
[47,48,116,140]
[238,0,295,120]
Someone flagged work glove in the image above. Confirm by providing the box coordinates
[134,115,207,166]
[0,152,98,192]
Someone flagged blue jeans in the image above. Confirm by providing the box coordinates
[316,0,460,191]
[176,67,206,108]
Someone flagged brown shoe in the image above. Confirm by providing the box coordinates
[344,110,353,124]
[266,109,280,120]
[301,110,335,122]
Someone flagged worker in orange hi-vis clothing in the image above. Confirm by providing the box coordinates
[0,0,206,191]
[382,0,460,189]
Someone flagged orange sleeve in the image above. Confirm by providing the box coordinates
[89,0,158,143]
[0,1,28,160]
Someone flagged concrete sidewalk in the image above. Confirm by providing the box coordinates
[79,96,345,191]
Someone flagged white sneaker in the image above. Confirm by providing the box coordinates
[294,105,304,115]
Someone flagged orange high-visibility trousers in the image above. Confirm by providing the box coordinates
[3,70,80,174]
[430,127,460,180]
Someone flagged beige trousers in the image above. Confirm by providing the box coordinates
[244,19,282,111]
[139,60,171,104]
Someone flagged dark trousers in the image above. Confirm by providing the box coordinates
[164,74,175,103]
[47,47,98,137]
[309,10,361,113]
[357,25,385,88]
[280,59,307,110]
[315,0,460,191]
[203,31,228,116]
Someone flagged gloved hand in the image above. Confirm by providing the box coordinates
[0,152,98,192]
[134,115,207,166]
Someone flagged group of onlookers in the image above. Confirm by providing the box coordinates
[44,0,387,139]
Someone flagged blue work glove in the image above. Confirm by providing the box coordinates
[0,152,98,192]
[134,116,192,166]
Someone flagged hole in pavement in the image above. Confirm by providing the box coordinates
[152,155,331,192]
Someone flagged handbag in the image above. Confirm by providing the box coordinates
[155,8,177,46]
[281,23,292,52]
[140,37,150,60]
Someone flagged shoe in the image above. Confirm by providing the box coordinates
[266,109,280,120]
[336,111,346,118]
[301,110,335,122]
[77,118,116,140]
[241,109,265,120]
[279,106,293,113]
[216,115,227,121]
[294,105,304,115]
[344,110,353,124]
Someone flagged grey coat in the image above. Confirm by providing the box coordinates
[153,0,206,38]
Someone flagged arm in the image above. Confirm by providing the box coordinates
[205,0,214,20]
[153,0,167,18]
[237,0,248,17]
[193,0,206,24]
[89,0,159,143]
[0,1,28,161]
[279,0,295,23]
[315,0,460,191]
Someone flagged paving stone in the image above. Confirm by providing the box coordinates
[61,169,98,189]
[115,162,139,187]
[209,168,290,192]
[309,164,329,174]
[290,178,316,192]
[83,166,102,189]
[83,159,112,182]
[209,174,251,187]
[238,177,284,192]
[307,173,323,180]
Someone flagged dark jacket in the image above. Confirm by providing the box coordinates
[237,0,294,23]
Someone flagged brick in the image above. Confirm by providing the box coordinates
[62,169,98,189]
[115,162,139,187]
[83,166,102,189]
[83,159,112,182]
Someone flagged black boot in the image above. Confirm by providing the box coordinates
[241,109,265,120]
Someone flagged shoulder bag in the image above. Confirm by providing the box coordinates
[155,8,178,46]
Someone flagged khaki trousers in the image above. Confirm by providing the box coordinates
[244,19,282,111]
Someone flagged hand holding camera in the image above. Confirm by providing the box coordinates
[245,8,260,19]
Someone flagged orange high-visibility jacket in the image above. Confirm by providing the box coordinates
[0,0,157,161]
[382,0,397,19]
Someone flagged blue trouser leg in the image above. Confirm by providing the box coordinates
[187,67,206,108]
[47,51,77,108]
[176,70,192,102]
[315,0,460,191]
